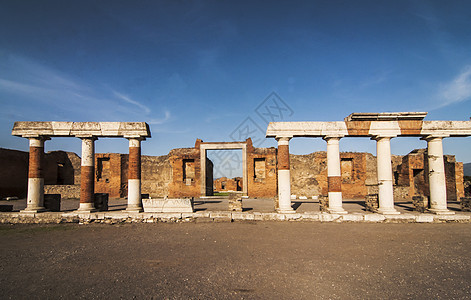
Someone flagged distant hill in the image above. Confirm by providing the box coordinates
[464,163,471,177]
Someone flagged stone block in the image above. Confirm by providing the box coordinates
[142,198,193,213]
[285,213,302,220]
[416,215,434,223]
[365,194,379,212]
[228,193,243,212]
[319,213,341,222]
[94,193,109,211]
[318,195,329,212]
[232,212,255,220]
[412,195,429,213]
[290,195,297,199]
[341,214,363,222]
[44,194,61,212]
[364,214,386,222]
[209,211,232,219]
[460,197,471,212]
[301,213,320,221]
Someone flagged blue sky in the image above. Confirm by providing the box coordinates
[1,0,470,177]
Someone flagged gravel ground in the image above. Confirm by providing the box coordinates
[1,222,470,299]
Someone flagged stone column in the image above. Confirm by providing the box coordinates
[126,138,143,212]
[21,137,47,213]
[426,136,454,215]
[374,136,399,214]
[77,137,97,212]
[276,137,295,213]
[323,136,347,214]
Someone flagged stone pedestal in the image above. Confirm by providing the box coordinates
[44,194,61,212]
[365,194,379,212]
[94,193,109,211]
[318,195,329,212]
[228,193,243,212]
[412,195,429,213]
[460,197,471,212]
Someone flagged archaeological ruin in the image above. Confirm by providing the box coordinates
[1,112,471,220]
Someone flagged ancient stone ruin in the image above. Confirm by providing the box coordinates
[2,112,471,218]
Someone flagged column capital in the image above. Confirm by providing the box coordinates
[276,136,291,144]
[77,135,98,141]
[125,136,146,141]
[421,134,449,141]
[371,135,395,141]
[323,135,343,142]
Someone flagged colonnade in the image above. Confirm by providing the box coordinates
[275,134,453,215]
[21,136,145,213]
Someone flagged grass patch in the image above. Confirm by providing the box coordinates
[213,192,230,196]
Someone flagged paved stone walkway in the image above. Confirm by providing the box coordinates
[1,197,470,224]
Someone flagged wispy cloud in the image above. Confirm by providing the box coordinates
[112,91,151,114]
[0,53,171,124]
[149,110,171,125]
[435,65,471,109]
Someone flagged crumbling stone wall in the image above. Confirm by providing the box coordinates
[247,144,277,198]
[141,154,171,198]
[214,177,242,192]
[290,152,370,199]
[168,142,206,198]
[94,153,128,198]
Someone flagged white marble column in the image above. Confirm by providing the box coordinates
[323,136,347,214]
[21,137,48,213]
[126,138,143,212]
[277,137,295,213]
[374,136,400,214]
[426,136,454,215]
[77,137,97,212]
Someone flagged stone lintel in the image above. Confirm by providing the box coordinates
[345,112,428,121]
[12,121,151,138]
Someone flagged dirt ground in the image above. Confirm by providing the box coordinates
[1,222,470,299]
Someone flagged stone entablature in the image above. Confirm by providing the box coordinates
[266,114,471,138]
[266,112,471,215]
[12,122,150,138]
[11,121,151,214]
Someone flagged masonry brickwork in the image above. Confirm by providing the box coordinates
[214,177,242,192]
[0,146,465,202]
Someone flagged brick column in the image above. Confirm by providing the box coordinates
[77,137,97,212]
[276,137,295,213]
[374,136,400,214]
[126,138,143,212]
[21,137,47,213]
[425,136,454,215]
[323,136,347,214]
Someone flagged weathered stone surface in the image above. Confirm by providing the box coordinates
[142,198,193,213]
[94,193,109,211]
[460,197,471,212]
[228,193,243,212]
[12,122,151,138]
[413,195,429,213]
[44,194,61,212]
[365,194,379,212]
[318,195,329,212]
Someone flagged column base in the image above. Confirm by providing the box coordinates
[276,207,296,214]
[126,205,143,213]
[428,208,455,215]
[327,207,348,214]
[377,208,400,215]
[75,203,97,213]
[20,207,46,214]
